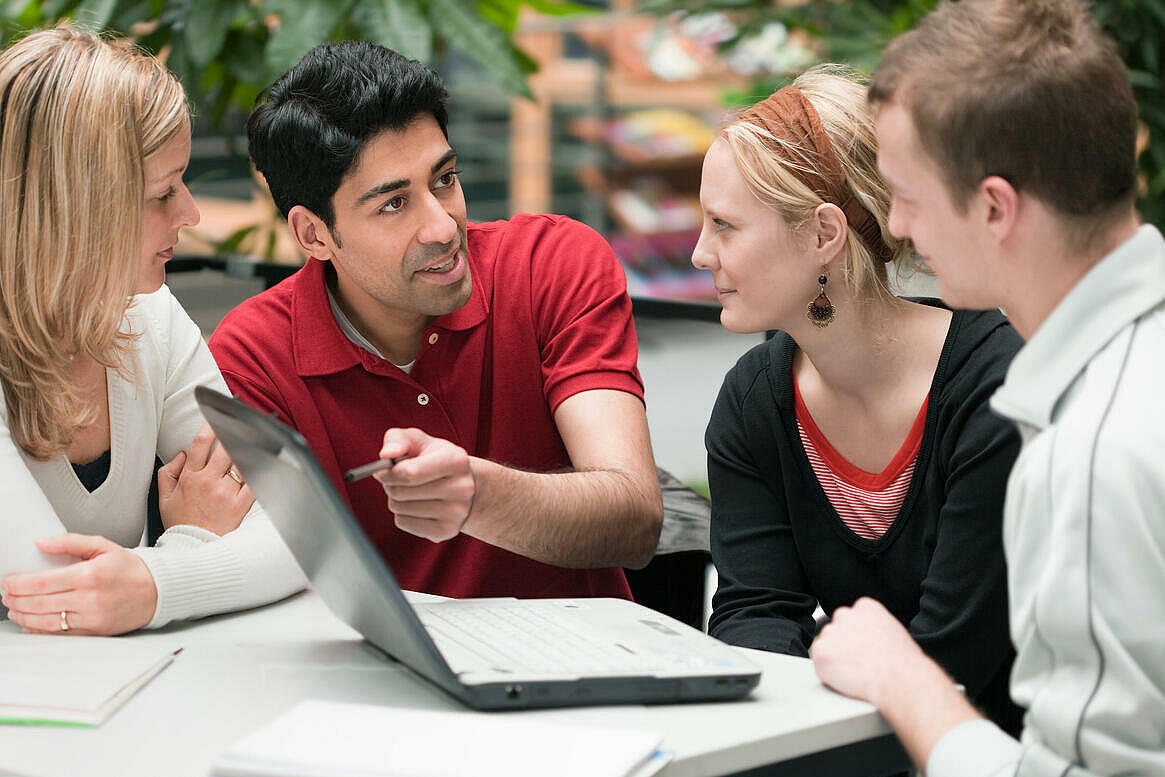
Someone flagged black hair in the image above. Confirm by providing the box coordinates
[247,40,449,228]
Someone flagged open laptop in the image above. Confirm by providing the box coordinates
[195,387,760,710]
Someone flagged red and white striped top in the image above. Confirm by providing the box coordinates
[793,380,928,540]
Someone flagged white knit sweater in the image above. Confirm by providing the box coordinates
[2,285,305,628]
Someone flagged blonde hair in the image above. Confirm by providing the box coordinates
[722,64,911,304]
[0,24,188,458]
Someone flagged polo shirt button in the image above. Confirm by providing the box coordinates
[428,332,439,345]
[417,393,430,406]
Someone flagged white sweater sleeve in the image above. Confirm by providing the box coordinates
[926,720,1021,777]
[130,288,306,629]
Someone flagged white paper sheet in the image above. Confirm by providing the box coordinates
[213,699,664,777]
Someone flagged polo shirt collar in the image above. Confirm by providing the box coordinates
[992,224,1165,429]
[290,253,489,377]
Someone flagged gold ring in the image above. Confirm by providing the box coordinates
[60,610,69,632]
[227,468,243,485]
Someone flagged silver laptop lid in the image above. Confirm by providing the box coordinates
[194,387,465,701]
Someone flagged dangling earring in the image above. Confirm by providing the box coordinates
[806,273,835,328]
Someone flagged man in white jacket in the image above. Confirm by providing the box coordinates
[810,1,1165,776]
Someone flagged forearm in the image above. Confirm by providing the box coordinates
[705,422,816,653]
[707,589,816,654]
[463,457,662,569]
[134,508,306,628]
[873,651,984,771]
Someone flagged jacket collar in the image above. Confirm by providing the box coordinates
[991,225,1165,429]
[290,251,489,377]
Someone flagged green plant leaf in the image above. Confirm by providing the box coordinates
[134,22,173,57]
[261,0,352,81]
[1139,29,1159,77]
[224,26,266,84]
[184,0,243,68]
[524,0,596,17]
[164,25,197,87]
[425,0,532,98]
[1141,102,1165,130]
[69,0,119,31]
[4,0,40,22]
[214,223,259,255]
[1127,68,1160,90]
[0,0,48,41]
[360,0,431,62]
[205,75,236,125]
[109,0,153,34]
[1142,0,1165,28]
[512,42,538,75]
[230,80,262,117]
[477,0,519,31]
[41,0,78,19]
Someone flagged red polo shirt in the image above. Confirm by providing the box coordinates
[209,214,642,599]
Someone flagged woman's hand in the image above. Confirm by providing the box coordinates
[158,422,253,535]
[0,534,157,635]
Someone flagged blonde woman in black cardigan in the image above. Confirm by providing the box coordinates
[692,65,1023,734]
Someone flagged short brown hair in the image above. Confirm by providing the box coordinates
[869,0,1138,223]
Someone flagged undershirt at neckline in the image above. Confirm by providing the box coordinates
[792,376,928,491]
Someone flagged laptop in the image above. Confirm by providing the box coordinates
[195,387,761,710]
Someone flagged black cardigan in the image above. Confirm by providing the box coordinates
[706,302,1024,734]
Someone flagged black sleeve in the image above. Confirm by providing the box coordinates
[705,356,817,655]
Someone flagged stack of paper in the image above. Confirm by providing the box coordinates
[213,699,666,777]
[0,637,180,726]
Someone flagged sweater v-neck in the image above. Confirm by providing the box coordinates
[792,376,929,490]
[776,305,961,549]
[54,366,125,509]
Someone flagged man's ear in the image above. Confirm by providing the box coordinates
[812,202,848,265]
[287,205,337,261]
[978,175,1019,243]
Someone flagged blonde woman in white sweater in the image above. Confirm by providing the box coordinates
[0,25,304,635]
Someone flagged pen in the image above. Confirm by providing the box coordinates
[343,456,406,482]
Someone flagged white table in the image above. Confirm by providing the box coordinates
[0,592,907,777]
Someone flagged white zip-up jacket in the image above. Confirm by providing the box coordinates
[927,225,1165,777]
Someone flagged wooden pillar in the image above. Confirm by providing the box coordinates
[509,15,562,215]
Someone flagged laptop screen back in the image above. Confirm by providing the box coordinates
[194,387,464,700]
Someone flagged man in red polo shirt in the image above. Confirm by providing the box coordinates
[209,41,662,600]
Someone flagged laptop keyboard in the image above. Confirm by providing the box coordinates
[419,604,684,676]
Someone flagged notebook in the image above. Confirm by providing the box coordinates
[195,387,760,710]
[0,637,180,726]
